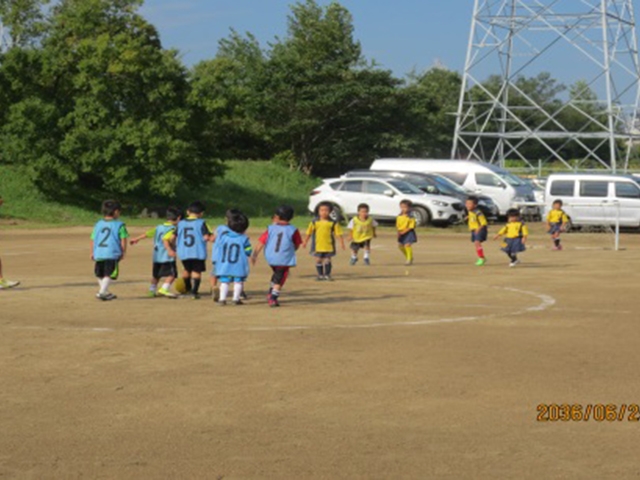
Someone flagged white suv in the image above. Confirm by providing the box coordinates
[308,177,464,226]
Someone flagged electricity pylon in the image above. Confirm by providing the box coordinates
[452,0,640,173]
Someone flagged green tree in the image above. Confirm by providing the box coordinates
[0,0,49,48]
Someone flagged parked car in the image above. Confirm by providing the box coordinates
[342,169,499,219]
[308,176,465,226]
[370,158,536,215]
[521,177,546,204]
[545,173,640,227]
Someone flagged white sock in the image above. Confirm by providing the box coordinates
[233,282,243,301]
[149,284,157,292]
[364,251,371,260]
[162,282,171,291]
[219,283,230,301]
[99,278,111,295]
[351,254,357,260]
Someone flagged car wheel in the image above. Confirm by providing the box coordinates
[413,206,431,226]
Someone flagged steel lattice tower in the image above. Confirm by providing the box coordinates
[452,0,640,173]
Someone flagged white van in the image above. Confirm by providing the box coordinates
[545,174,640,227]
[370,158,535,215]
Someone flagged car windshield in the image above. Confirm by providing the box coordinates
[388,180,424,195]
[431,175,468,195]
[494,170,525,186]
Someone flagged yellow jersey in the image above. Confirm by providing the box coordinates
[348,216,378,243]
[306,220,343,253]
[497,221,529,239]
[547,209,569,224]
[467,209,488,231]
[396,214,416,232]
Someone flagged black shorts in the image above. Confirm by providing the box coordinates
[270,266,291,286]
[181,259,206,274]
[153,262,178,280]
[350,240,371,251]
[95,260,119,280]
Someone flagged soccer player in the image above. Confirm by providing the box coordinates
[0,196,20,290]
[348,203,378,266]
[214,212,252,306]
[547,199,569,251]
[397,200,417,266]
[493,208,529,267]
[91,200,129,301]
[303,202,345,281]
[172,201,212,299]
[210,209,248,301]
[465,196,488,266]
[129,207,182,298]
[252,205,302,307]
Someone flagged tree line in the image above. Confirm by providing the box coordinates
[0,0,606,202]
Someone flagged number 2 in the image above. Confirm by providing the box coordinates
[98,227,111,248]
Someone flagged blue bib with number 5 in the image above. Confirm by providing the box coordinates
[176,218,208,261]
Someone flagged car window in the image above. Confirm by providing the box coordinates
[476,173,505,188]
[329,181,344,191]
[439,172,468,185]
[340,181,364,193]
[388,180,424,195]
[363,181,389,195]
[549,180,575,196]
[579,181,609,197]
[615,182,640,199]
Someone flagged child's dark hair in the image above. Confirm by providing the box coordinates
[317,201,334,212]
[467,195,479,205]
[400,199,413,208]
[506,208,520,218]
[553,199,563,207]
[226,208,242,221]
[187,201,206,215]
[275,205,295,222]
[357,203,370,211]
[229,212,249,233]
[166,206,182,221]
[102,200,122,216]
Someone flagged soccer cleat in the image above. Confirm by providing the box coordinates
[191,293,201,300]
[325,276,334,282]
[96,293,117,301]
[405,260,413,266]
[364,258,371,266]
[0,279,20,290]
[475,258,486,266]
[269,298,280,308]
[316,276,324,281]
[148,290,157,298]
[349,257,358,266]
[233,299,244,306]
[157,288,178,299]
[509,260,521,268]
[218,300,227,306]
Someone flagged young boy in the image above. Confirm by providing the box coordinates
[397,200,417,266]
[91,200,129,300]
[465,196,488,266]
[210,209,248,301]
[130,207,182,299]
[252,205,302,307]
[172,201,212,299]
[0,196,20,290]
[493,208,529,267]
[547,199,569,251]
[303,202,345,281]
[348,203,378,266]
[214,212,252,306]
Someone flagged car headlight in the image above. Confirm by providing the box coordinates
[431,201,449,207]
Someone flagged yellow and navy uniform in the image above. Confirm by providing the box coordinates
[306,219,343,254]
[497,221,529,239]
[547,209,569,224]
[467,209,488,231]
[397,214,418,245]
[349,216,377,243]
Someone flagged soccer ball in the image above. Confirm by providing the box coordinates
[174,277,188,295]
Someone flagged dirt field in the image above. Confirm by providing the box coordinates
[1,225,639,479]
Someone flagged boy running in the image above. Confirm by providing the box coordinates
[214,212,252,306]
[494,208,529,267]
[547,200,569,251]
[303,202,345,281]
[348,203,378,266]
[130,207,182,298]
[0,196,20,290]
[252,205,302,307]
[397,200,417,266]
[91,200,129,300]
[465,196,488,266]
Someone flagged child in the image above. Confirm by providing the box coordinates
[130,207,182,298]
[0,196,20,290]
[303,202,345,281]
[210,209,248,301]
[397,200,417,266]
[172,201,212,299]
[252,205,302,307]
[465,196,488,266]
[214,212,252,305]
[348,203,378,266]
[493,208,529,267]
[547,199,569,251]
[91,200,129,301]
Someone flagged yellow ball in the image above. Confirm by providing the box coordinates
[174,277,187,294]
